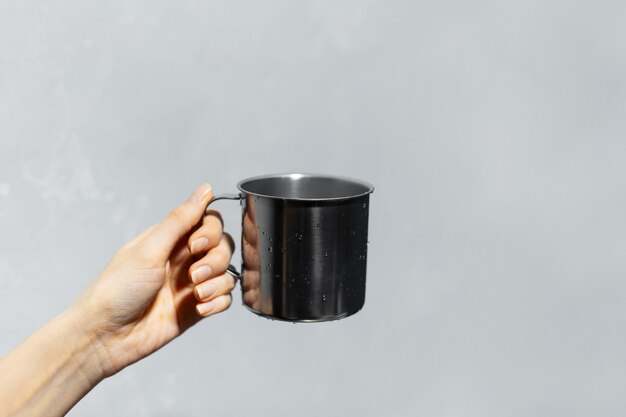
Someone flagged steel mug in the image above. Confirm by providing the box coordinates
[207,173,374,322]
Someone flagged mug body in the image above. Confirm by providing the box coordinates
[237,174,373,322]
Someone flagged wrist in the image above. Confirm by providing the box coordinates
[62,303,116,382]
[0,304,111,416]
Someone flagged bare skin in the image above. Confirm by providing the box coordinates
[0,184,236,417]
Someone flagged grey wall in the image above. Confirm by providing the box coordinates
[1,1,625,416]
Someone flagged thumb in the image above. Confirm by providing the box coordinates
[142,184,213,261]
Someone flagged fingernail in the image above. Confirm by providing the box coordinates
[191,265,212,283]
[191,183,212,204]
[197,301,215,316]
[196,280,216,300]
[190,237,209,254]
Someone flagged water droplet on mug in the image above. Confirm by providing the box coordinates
[262,230,266,235]
[268,246,273,252]
[316,223,320,228]
[322,294,326,302]
[324,250,328,257]
[350,230,356,236]
[362,203,367,208]
[311,256,315,260]
[281,246,286,254]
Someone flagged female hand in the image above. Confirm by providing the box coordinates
[74,183,237,377]
[0,183,235,417]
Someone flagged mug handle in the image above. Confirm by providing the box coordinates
[206,193,243,206]
[204,193,244,280]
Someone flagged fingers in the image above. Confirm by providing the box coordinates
[189,234,234,284]
[187,210,224,255]
[193,272,237,302]
[142,184,213,261]
[196,294,233,317]
[242,211,258,247]
[189,231,236,318]
[241,269,261,310]
[242,234,259,271]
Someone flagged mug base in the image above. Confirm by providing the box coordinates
[242,303,363,323]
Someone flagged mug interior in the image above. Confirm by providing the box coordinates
[238,173,373,201]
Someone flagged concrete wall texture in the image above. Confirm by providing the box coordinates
[1,1,625,416]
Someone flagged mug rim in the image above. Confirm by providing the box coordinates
[236,173,375,202]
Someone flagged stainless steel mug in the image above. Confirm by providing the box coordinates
[207,173,374,322]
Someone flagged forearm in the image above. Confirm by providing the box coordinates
[0,306,106,417]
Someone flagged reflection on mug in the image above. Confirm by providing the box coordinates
[241,198,266,313]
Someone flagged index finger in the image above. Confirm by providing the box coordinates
[188,210,225,255]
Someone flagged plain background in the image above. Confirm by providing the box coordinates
[1,1,625,416]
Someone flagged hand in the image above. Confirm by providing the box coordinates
[0,183,236,417]
[74,183,236,377]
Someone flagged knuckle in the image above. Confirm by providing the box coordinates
[192,223,222,249]
[203,212,224,230]
[227,274,237,291]
[222,232,236,253]
[217,274,235,294]
[215,248,232,269]
[136,243,157,263]
[205,226,223,247]
[222,294,233,310]
[168,206,188,226]
[204,210,224,228]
